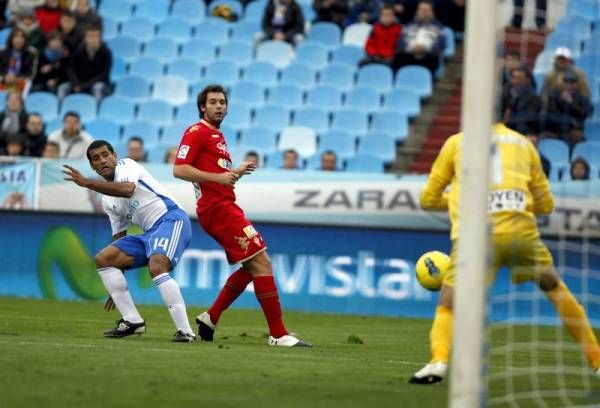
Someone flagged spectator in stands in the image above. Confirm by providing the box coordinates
[258,0,305,46]
[512,0,546,30]
[501,66,541,136]
[346,0,381,25]
[320,150,338,171]
[570,157,590,181]
[313,0,349,28]
[21,112,46,156]
[163,147,178,164]
[16,8,46,51]
[74,0,100,29]
[501,50,521,86]
[244,150,260,168]
[127,136,147,162]
[542,47,590,99]
[3,133,25,156]
[0,28,38,93]
[434,0,464,33]
[282,148,300,169]
[542,70,591,147]
[58,24,111,101]
[47,110,93,159]
[32,30,69,93]
[0,91,28,152]
[35,0,62,34]
[58,10,81,55]
[41,139,59,157]
[359,4,401,67]
[392,0,445,75]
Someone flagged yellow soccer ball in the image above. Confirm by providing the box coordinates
[415,251,450,291]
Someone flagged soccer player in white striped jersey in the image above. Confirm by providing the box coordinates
[63,140,196,342]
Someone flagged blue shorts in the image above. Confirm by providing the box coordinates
[112,208,191,270]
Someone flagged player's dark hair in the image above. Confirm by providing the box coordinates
[128,136,144,146]
[86,140,114,162]
[197,84,228,118]
[63,110,80,122]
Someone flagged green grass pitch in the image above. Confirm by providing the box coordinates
[0,297,597,407]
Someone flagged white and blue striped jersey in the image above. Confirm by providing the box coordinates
[101,158,183,235]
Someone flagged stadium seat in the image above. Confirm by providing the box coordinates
[231,20,261,43]
[553,15,592,40]
[584,121,600,142]
[123,121,160,144]
[383,88,421,117]
[307,22,341,49]
[99,0,133,23]
[242,62,279,87]
[264,151,287,169]
[342,23,372,48]
[345,154,385,172]
[239,127,278,153]
[209,0,244,19]
[533,50,556,75]
[344,86,381,111]
[267,84,305,109]
[134,0,170,23]
[222,105,252,129]
[253,105,291,131]
[278,126,317,157]
[120,17,156,41]
[395,66,432,98]
[152,76,189,106]
[181,39,217,64]
[280,63,317,89]
[114,75,151,102]
[175,102,199,124]
[162,122,188,144]
[166,59,203,83]
[45,117,62,133]
[60,93,97,122]
[137,100,174,126]
[293,108,330,134]
[195,19,231,45]
[229,81,266,107]
[318,130,356,159]
[243,0,266,23]
[356,64,393,93]
[102,16,119,41]
[358,133,396,162]
[443,27,455,58]
[107,36,141,62]
[220,124,238,146]
[566,0,598,19]
[157,18,193,43]
[331,45,365,66]
[110,56,127,81]
[190,79,216,98]
[576,54,600,79]
[544,33,581,58]
[318,63,356,91]
[204,60,241,87]
[299,2,315,22]
[25,92,58,121]
[146,144,170,163]
[129,56,164,81]
[330,109,368,137]
[171,0,207,23]
[537,139,570,176]
[99,96,136,125]
[370,111,408,141]
[306,85,343,110]
[295,42,330,70]
[143,37,179,63]
[85,118,121,144]
[256,40,295,68]
[571,141,600,166]
[218,41,254,66]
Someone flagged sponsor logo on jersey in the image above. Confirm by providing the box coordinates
[252,237,261,246]
[177,145,190,159]
[243,225,257,238]
[217,158,232,170]
[234,236,249,253]
[216,142,228,154]
[212,134,220,138]
[126,200,140,220]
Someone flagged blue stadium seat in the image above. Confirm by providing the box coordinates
[443,27,455,58]
[222,105,252,129]
[25,92,58,121]
[143,37,179,62]
[60,93,97,122]
[554,15,592,40]
[175,102,199,124]
[331,45,365,66]
[395,66,432,98]
[533,50,556,75]
[306,85,343,111]
[242,62,279,87]
[134,0,170,23]
[383,88,421,118]
[102,16,119,41]
[278,126,317,157]
[166,59,203,83]
[318,130,356,159]
[239,127,278,153]
[129,56,164,81]
[576,54,600,79]
[295,42,330,70]
[152,76,189,106]
[267,84,305,109]
[229,81,266,107]
[99,0,133,23]
[137,100,174,126]
[99,96,136,125]
[196,19,231,45]
[85,118,121,144]
[299,2,315,22]
[264,151,287,169]
[344,86,381,111]
[341,22,371,48]
[571,141,600,166]
[566,0,598,19]
[231,20,261,42]
[358,133,396,162]
[45,118,62,133]
[281,63,317,89]
[190,79,216,97]
[123,121,160,144]
[584,121,600,142]
[370,111,408,141]
[253,105,291,131]
[110,56,127,81]
[107,36,141,62]
[114,75,151,102]
[204,60,241,86]
[307,22,341,49]
[537,139,570,176]
[157,18,194,43]
[147,145,170,163]
[218,41,253,66]
[171,0,207,23]
[330,109,368,137]
[544,33,581,58]
[318,63,356,91]
[162,122,188,144]
[121,17,156,41]
[293,108,329,134]
[220,124,238,146]
[209,0,244,19]
[181,39,217,64]
[356,64,393,93]
[256,40,295,68]
[345,154,385,172]
[243,0,265,22]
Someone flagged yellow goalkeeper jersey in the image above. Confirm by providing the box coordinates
[420,123,554,241]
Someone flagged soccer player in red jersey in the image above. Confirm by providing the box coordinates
[173,84,311,347]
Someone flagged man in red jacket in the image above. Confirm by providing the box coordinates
[359,5,402,67]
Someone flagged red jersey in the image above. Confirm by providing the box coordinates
[174,121,235,214]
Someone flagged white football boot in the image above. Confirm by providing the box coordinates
[195,311,216,341]
[268,334,312,347]
[409,362,448,384]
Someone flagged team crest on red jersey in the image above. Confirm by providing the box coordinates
[234,236,249,253]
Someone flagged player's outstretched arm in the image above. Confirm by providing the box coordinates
[63,165,136,198]
[173,163,239,186]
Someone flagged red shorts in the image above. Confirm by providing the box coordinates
[197,201,267,264]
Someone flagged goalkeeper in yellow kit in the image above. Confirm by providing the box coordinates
[410,123,600,384]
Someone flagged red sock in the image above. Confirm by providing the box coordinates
[253,275,288,338]
[208,268,252,324]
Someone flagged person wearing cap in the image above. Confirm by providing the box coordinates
[541,47,590,99]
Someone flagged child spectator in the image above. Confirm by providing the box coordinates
[570,157,590,181]
[41,139,59,157]
[3,133,25,156]
[32,30,69,93]
[359,5,401,67]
